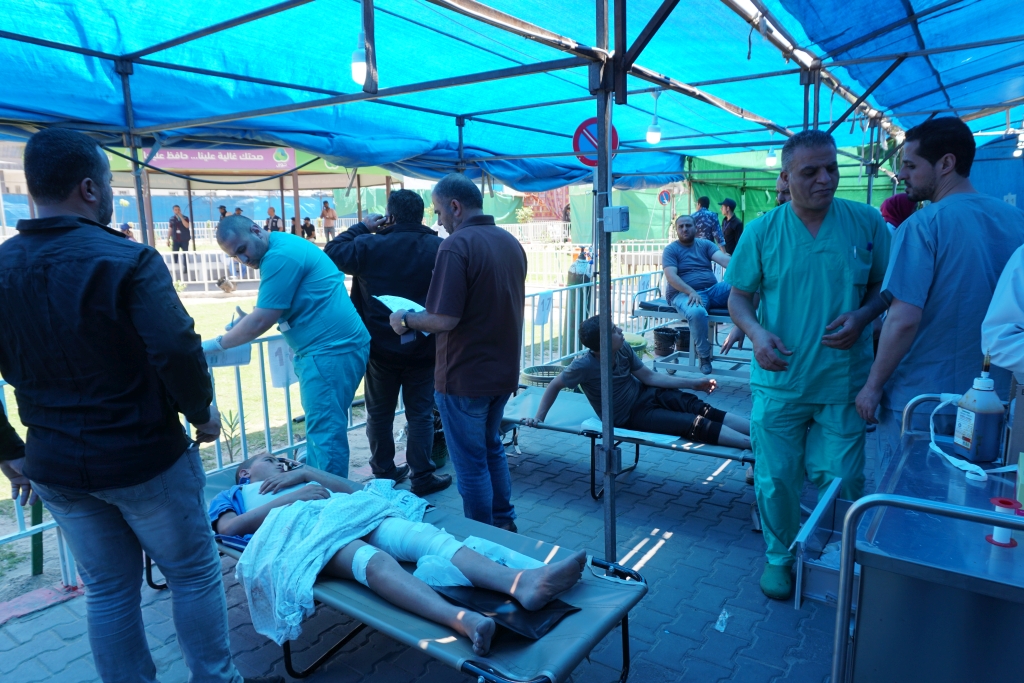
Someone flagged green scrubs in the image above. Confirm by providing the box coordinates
[725,198,889,566]
[258,233,370,476]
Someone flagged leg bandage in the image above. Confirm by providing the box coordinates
[351,545,381,587]
[365,518,464,563]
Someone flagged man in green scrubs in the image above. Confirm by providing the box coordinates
[726,130,890,600]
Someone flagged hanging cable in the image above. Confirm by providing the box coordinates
[100,145,323,185]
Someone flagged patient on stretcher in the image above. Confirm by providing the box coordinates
[209,455,586,655]
[526,317,751,449]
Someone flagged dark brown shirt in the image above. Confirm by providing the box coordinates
[425,215,527,397]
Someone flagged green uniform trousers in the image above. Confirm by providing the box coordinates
[751,391,865,566]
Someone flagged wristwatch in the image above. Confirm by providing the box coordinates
[401,313,409,329]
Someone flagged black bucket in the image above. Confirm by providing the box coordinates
[653,329,676,356]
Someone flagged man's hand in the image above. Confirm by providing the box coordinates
[194,405,221,443]
[687,291,703,307]
[821,310,867,350]
[225,306,249,331]
[389,309,409,335]
[288,484,330,503]
[855,384,883,424]
[258,467,309,495]
[721,327,745,355]
[689,378,717,394]
[521,417,542,428]
[751,330,792,371]
[364,213,389,231]
[0,457,37,506]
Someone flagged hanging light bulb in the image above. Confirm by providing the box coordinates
[764,130,777,167]
[646,90,662,145]
[351,30,367,85]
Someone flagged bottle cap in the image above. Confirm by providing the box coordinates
[973,377,995,391]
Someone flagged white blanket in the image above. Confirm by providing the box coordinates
[235,479,427,644]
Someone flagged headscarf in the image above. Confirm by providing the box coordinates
[881,193,915,228]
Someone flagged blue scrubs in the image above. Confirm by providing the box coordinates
[258,233,370,475]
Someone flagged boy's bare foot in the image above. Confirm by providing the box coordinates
[514,550,586,610]
[458,612,496,655]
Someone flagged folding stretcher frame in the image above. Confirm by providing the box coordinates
[193,467,648,683]
[501,387,753,500]
[631,288,752,380]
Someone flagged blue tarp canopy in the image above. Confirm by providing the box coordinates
[0,1,1020,190]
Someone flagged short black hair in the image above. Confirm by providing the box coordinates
[696,196,710,208]
[904,117,975,177]
[579,316,602,351]
[781,129,837,171]
[387,189,426,224]
[24,128,107,205]
[173,204,180,209]
[236,456,259,483]
[432,173,483,210]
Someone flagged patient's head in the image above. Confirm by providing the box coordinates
[236,455,285,484]
[579,316,624,354]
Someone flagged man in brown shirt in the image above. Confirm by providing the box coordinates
[388,173,527,531]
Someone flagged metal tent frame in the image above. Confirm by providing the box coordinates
[2,0,1023,563]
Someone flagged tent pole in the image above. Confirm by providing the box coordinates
[597,0,617,566]
[356,174,363,221]
[802,68,810,131]
[456,117,466,172]
[0,171,7,237]
[292,171,301,236]
[279,176,286,221]
[186,178,196,250]
[812,67,821,129]
[117,62,150,247]
[866,119,876,205]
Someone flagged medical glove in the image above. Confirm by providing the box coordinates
[202,337,225,355]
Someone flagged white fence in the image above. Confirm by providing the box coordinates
[497,221,571,243]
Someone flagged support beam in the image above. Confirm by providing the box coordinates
[361,0,379,94]
[117,62,151,247]
[887,58,1024,111]
[690,67,802,88]
[613,0,627,104]
[827,0,966,56]
[122,0,314,60]
[827,34,1024,68]
[891,96,1024,119]
[623,0,680,69]
[292,171,302,236]
[825,58,905,136]
[0,29,116,60]
[420,0,608,62]
[629,64,793,137]
[134,56,590,134]
[186,178,196,251]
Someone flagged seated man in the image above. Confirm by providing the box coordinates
[663,214,732,374]
[525,317,751,449]
[210,455,586,656]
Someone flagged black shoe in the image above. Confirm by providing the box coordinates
[497,521,519,533]
[244,677,285,683]
[375,464,410,483]
[411,473,452,496]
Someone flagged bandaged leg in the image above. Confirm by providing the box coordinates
[350,545,381,587]
[363,518,464,564]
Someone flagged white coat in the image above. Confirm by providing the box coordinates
[982,243,1024,378]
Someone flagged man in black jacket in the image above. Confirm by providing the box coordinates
[0,129,276,683]
[325,189,451,496]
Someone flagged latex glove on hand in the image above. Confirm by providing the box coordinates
[202,337,225,355]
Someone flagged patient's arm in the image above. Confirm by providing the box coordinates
[633,365,716,394]
[523,374,566,426]
[214,484,330,537]
[258,465,361,495]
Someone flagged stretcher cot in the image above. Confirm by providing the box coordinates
[197,467,648,683]
[632,289,753,380]
[501,387,754,500]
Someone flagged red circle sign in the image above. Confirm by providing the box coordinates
[572,117,619,168]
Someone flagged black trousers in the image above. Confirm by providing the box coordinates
[625,386,727,444]
[364,356,437,484]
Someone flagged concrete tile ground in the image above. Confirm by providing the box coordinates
[0,376,861,682]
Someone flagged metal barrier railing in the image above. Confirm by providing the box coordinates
[0,272,662,588]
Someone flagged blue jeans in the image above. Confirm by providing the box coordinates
[293,347,369,477]
[435,391,515,527]
[32,447,241,683]
[668,280,732,359]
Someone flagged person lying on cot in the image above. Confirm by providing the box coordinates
[209,455,586,656]
[525,316,752,449]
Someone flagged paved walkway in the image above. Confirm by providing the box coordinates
[0,379,845,683]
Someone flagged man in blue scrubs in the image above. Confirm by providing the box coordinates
[208,215,370,476]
